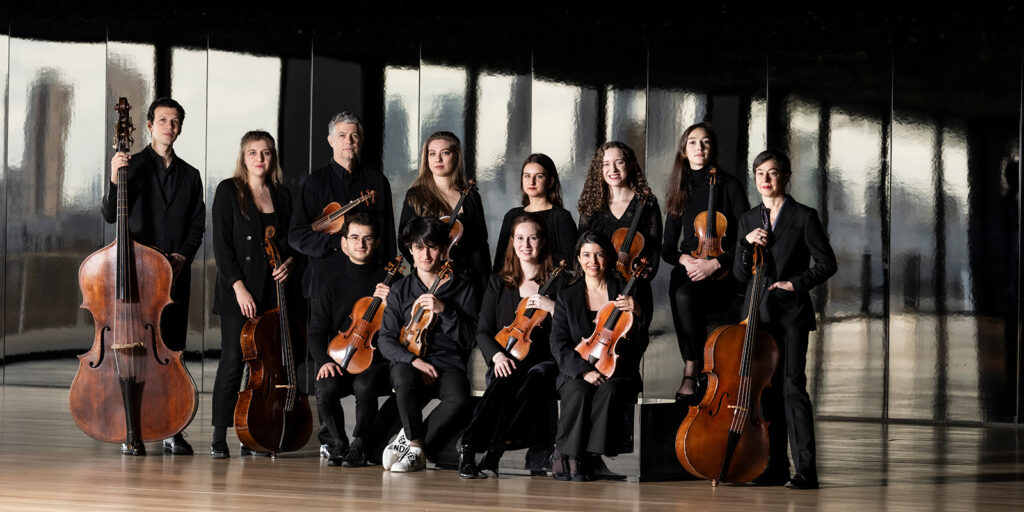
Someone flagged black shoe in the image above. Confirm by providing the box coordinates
[121,441,146,456]
[479,448,503,478]
[163,433,193,455]
[342,439,367,468]
[675,376,698,406]
[211,441,230,459]
[327,444,347,467]
[525,445,553,475]
[458,445,485,479]
[240,444,273,457]
[785,473,819,490]
[569,457,592,482]
[551,450,571,481]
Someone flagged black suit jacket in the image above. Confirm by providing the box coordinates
[211,178,295,316]
[733,196,837,331]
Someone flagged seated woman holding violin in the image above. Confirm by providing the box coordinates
[458,214,566,479]
[549,231,650,482]
[377,217,480,473]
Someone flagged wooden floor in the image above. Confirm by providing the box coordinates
[1,386,1023,511]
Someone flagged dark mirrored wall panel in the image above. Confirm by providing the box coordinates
[644,45,768,401]
[4,36,107,386]
[0,32,7,383]
[768,50,891,418]
[891,47,1020,423]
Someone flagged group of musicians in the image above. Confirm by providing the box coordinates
[106,97,836,489]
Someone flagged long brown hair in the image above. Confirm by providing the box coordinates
[232,130,284,220]
[500,214,555,289]
[665,122,718,216]
[406,131,468,216]
[520,153,564,208]
[577,141,649,218]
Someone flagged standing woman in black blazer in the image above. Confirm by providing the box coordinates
[210,131,297,458]
[734,149,837,489]
[549,231,648,482]
[492,154,578,270]
[399,131,490,293]
[662,123,749,404]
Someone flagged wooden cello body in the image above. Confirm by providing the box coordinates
[69,98,197,453]
[328,255,404,374]
[675,244,778,485]
[234,226,312,455]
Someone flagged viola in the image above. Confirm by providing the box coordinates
[691,167,729,279]
[397,261,453,358]
[234,226,313,456]
[439,181,477,254]
[311,190,376,234]
[574,258,650,378]
[494,260,567,361]
[611,189,652,280]
[327,255,404,374]
[70,98,197,454]
[675,244,779,485]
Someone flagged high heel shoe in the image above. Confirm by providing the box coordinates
[675,375,697,406]
[551,450,571,481]
[569,456,592,482]
[458,445,484,479]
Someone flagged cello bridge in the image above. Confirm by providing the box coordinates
[727,405,747,412]
[274,385,295,389]
[110,342,144,350]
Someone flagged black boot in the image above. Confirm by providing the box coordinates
[479,447,504,478]
[458,445,484,479]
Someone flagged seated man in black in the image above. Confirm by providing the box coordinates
[308,212,400,466]
[377,217,479,473]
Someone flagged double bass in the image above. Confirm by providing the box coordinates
[234,226,313,456]
[691,167,728,280]
[70,98,197,455]
[397,261,453,358]
[611,189,652,280]
[674,244,779,485]
[328,255,404,374]
[311,190,376,234]
[574,259,649,378]
[494,260,567,361]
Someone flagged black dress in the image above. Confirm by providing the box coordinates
[492,206,578,272]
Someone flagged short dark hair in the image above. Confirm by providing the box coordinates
[752,149,792,178]
[147,97,185,124]
[400,217,449,250]
[341,212,379,237]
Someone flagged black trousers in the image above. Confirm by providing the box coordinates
[461,361,557,453]
[555,376,636,457]
[390,362,470,454]
[211,315,248,428]
[762,322,817,479]
[314,362,396,448]
[668,274,737,362]
[160,274,192,352]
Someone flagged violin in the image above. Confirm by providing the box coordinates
[439,181,477,254]
[611,189,652,280]
[574,258,650,378]
[675,244,779,485]
[70,98,197,454]
[691,167,729,279]
[494,260,567,361]
[311,190,377,234]
[234,226,313,456]
[327,255,404,374]
[397,261,453,358]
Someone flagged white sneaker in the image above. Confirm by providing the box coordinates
[390,446,425,473]
[382,429,410,471]
[319,444,331,458]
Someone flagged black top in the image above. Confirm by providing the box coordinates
[475,273,564,369]
[288,160,397,299]
[399,187,491,292]
[377,271,480,372]
[492,206,578,273]
[211,179,295,316]
[578,194,663,280]
[307,258,394,369]
[734,196,838,331]
[549,277,649,388]
[661,167,749,282]
[102,145,205,266]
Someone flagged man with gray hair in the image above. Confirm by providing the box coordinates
[289,111,397,458]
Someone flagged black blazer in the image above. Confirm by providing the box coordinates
[549,277,649,388]
[475,273,562,370]
[102,146,205,266]
[211,178,295,317]
[733,196,837,331]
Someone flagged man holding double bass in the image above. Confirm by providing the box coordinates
[103,97,205,455]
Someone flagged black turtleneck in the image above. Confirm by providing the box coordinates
[307,256,395,368]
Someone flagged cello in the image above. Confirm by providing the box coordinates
[611,189,652,280]
[397,261,453,358]
[327,255,404,374]
[494,260,567,361]
[234,226,313,456]
[674,243,779,485]
[691,167,728,279]
[311,190,376,234]
[70,97,197,455]
[574,258,649,378]
[440,180,477,254]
